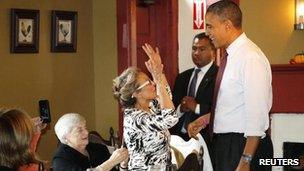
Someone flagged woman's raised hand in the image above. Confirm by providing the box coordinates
[142,43,163,83]
[142,43,174,109]
[142,43,162,66]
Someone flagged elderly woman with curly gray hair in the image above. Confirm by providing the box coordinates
[52,113,128,171]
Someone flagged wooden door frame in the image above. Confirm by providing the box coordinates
[117,0,137,73]
[116,0,178,135]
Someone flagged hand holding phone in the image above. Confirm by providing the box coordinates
[39,100,51,123]
[31,117,47,133]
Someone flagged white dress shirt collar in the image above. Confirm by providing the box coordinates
[226,32,246,59]
[195,60,213,74]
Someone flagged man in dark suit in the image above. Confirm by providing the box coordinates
[170,32,217,145]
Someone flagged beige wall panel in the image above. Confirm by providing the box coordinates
[92,0,119,139]
[0,0,94,161]
[241,0,304,64]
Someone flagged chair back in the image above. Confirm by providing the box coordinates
[88,131,117,154]
[170,146,185,168]
[18,162,44,171]
[88,131,111,146]
[170,133,213,171]
[170,134,202,158]
[177,153,200,171]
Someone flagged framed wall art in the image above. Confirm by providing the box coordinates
[51,10,77,52]
[11,9,39,53]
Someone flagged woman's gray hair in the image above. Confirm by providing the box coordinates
[113,67,140,107]
[54,113,86,144]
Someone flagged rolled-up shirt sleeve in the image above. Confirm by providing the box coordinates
[243,53,272,137]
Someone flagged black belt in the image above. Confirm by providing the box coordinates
[213,132,244,137]
[214,132,270,139]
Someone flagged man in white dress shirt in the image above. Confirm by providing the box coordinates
[188,1,273,171]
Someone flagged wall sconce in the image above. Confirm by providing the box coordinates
[138,0,155,7]
[295,0,304,30]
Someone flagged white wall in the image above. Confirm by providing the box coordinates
[271,113,304,171]
[178,0,220,72]
[178,0,205,72]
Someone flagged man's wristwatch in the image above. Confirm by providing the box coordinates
[241,154,253,164]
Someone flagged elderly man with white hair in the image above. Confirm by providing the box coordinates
[52,113,128,171]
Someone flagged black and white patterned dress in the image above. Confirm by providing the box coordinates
[123,99,178,170]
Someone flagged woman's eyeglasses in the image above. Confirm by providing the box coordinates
[136,80,154,91]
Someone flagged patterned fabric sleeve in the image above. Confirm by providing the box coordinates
[149,99,161,114]
[149,84,173,114]
[132,108,178,132]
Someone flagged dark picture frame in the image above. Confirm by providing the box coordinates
[51,10,77,52]
[11,9,39,53]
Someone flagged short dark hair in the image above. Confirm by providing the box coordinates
[206,0,242,28]
[193,32,215,50]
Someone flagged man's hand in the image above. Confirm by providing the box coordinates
[181,96,197,112]
[180,100,190,112]
[236,160,250,171]
[236,136,260,171]
[187,113,210,140]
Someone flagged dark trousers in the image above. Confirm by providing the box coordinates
[211,133,273,171]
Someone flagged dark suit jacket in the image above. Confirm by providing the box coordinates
[52,142,116,171]
[170,62,218,143]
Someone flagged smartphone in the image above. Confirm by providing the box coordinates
[39,99,51,123]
